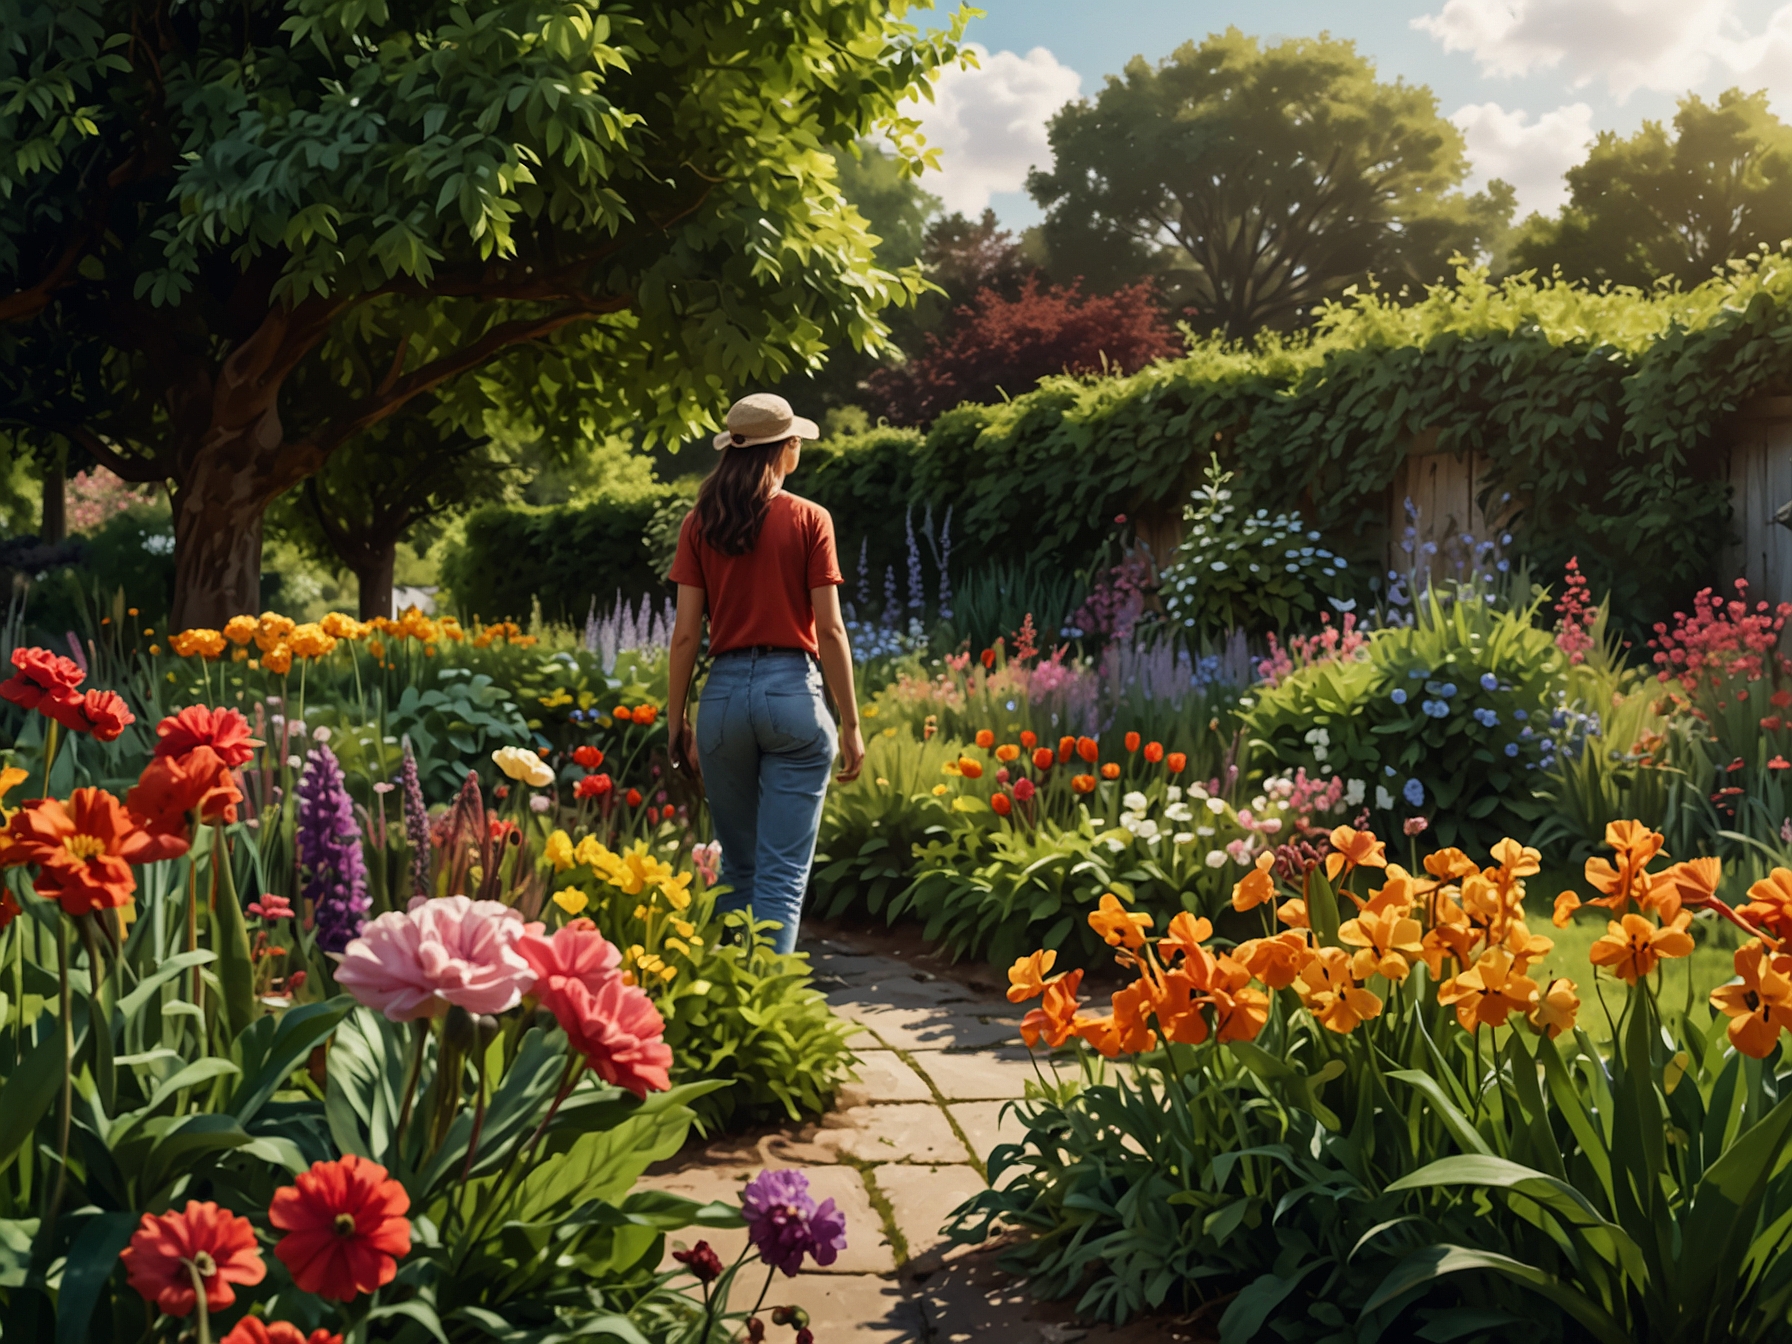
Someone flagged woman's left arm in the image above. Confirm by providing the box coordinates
[811,586,864,783]
[667,583,706,774]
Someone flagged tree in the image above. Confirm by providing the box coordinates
[1509,89,1792,288]
[1027,28,1512,339]
[865,275,1183,423]
[0,0,966,626]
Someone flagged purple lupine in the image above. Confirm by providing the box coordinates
[299,744,369,953]
[400,738,431,899]
[741,1169,847,1276]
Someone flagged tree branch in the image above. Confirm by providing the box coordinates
[46,422,169,485]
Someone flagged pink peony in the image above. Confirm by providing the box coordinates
[514,918,623,998]
[333,896,537,1020]
[538,975,672,1098]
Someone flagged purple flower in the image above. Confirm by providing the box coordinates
[299,744,369,953]
[401,738,431,899]
[741,1169,847,1276]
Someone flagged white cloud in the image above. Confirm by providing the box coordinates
[1413,0,1741,100]
[907,44,1082,215]
[1452,101,1597,214]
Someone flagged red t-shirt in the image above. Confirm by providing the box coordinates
[668,493,844,656]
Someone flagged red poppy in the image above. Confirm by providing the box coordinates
[78,689,136,742]
[980,648,996,669]
[575,773,613,799]
[1058,735,1076,764]
[1071,774,1097,794]
[121,1200,266,1316]
[626,788,643,807]
[4,789,154,915]
[991,793,1013,817]
[1124,732,1141,753]
[0,646,85,724]
[1100,762,1121,780]
[1144,741,1165,763]
[572,745,604,769]
[221,1320,343,1344]
[1032,747,1055,772]
[127,748,242,860]
[1166,752,1187,775]
[539,974,673,1098]
[153,705,256,768]
[1019,730,1037,750]
[269,1155,412,1302]
[1076,736,1100,764]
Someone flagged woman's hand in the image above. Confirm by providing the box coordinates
[668,713,699,780]
[836,721,866,783]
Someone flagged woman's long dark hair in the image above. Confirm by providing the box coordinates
[692,438,791,556]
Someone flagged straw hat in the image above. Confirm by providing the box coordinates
[712,393,821,450]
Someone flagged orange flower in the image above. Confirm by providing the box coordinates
[1740,868,1792,943]
[1165,752,1186,774]
[1019,730,1037,750]
[1423,848,1481,880]
[1590,912,1695,984]
[614,705,634,723]
[223,615,259,646]
[1488,838,1541,881]
[632,705,659,727]
[1058,735,1076,763]
[1583,821,1666,912]
[991,793,1013,817]
[1020,969,1085,1049]
[1438,947,1538,1030]
[1150,967,1212,1045]
[1275,896,1310,929]
[1071,774,1097,794]
[1231,850,1277,911]
[1294,948,1382,1034]
[1655,856,1721,921]
[1157,911,1218,984]
[3,789,154,915]
[1124,732,1141,753]
[1100,762,1121,780]
[1552,890,1582,928]
[975,729,995,749]
[1234,931,1310,989]
[1144,741,1164,763]
[1106,979,1159,1053]
[1500,919,1555,976]
[254,612,296,653]
[1089,892,1152,949]
[1007,949,1058,1002]
[958,757,984,780]
[1711,941,1792,1058]
[1418,903,1481,979]
[1339,903,1424,981]
[1032,747,1056,772]
[1324,825,1387,881]
[1528,977,1581,1040]
[995,743,1020,763]
[1210,957,1271,1042]
[1076,736,1100,764]
[262,644,293,676]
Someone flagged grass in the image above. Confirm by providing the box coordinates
[1531,907,1739,1044]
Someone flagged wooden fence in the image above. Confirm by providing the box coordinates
[1721,397,1792,607]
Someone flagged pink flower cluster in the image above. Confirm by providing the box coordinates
[334,898,671,1098]
[1649,578,1792,695]
[1553,556,1596,665]
[1256,614,1367,688]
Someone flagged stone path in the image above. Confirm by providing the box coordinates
[642,937,1200,1343]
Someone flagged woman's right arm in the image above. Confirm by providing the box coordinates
[666,583,706,771]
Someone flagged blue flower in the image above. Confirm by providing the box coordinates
[1513,709,1528,721]
[1440,682,1457,698]
[1403,778,1425,807]
[1480,673,1499,691]
[1391,688,1408,705]
[1385,765,1398,777]
[1505,742,1519,757]
[1474,708,1499,727]
[1409,668,1426,679]
[1422,699,1450,719]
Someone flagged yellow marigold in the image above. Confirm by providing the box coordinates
[255,612,296,653]
[261,643,293,675]
[319,611,368,640]
[439,617,465,641]
[223,615,259,646]
[544,829,576,873]
[288,622,338,659]
[170,628,226,659]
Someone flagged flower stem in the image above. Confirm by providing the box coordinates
[45,914,72,1232]
[184,1260,212,1344]
[395,1017,430,1149]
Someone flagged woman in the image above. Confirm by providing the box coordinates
[666,393,866,954]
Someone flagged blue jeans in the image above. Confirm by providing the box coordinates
[696,650,836,955]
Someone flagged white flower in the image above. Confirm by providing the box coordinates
[1164,803,1193,823]
[1173,832,1196,845]
[1204,850,1227,868]
[1376,785,1396,810]
[1166,786,1182,804]
[1252,795,1268,812]
[1258,818,1282,833]
[286,754,303,769]
[1196,825,1215,837]
[1191,785,1209,800]
[1303,727,1330,748]
[1345,778,1366,807]
[493,745,555,789]
[1207,797,1227,814]
[1134,818,1161,842]
[312,724,333,742]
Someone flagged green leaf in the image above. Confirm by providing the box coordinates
[56,1210,138,1344]
[231,997,354,1124]
[1363,1245,1629,1344]
[0,1008,86,1169]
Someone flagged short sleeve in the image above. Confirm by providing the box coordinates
[668,511,705,587]
[806,505,844,589]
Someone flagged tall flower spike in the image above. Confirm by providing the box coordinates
[299,746,369,953]
[400,739,430,900]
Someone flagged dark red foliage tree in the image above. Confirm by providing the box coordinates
[867,277,1182,425]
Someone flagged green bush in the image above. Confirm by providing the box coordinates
[440,488,677,622]
[1241,588,1579,851]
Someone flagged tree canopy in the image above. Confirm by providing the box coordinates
[1027,28,1512,339]
[1509,88,1792,289]
[0,0,966,623]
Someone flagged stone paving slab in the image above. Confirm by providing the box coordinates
[791,1273,917,1339]
[807,1102,973,1166]
[848,1006,1023,1052]
[870,1162,985,1263]
[645,1161,894,1275]
[917,1048,1042,1101]
[948,1100,1033,1163]
[837,1049,935,1106]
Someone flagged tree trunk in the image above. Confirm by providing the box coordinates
[170,453,268,629]
[356,544,396,622]
[41,462,65,544]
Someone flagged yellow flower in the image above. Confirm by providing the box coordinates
[544,829,575,873]
[1338,904,1424,982]
[288,622,338,659]
[171,628,226,659]
[671,918,696,938]
[941,760,962,778]
[539,688,573,709]
[492,745,554,789]
[574,835,610,870]
[658,869,694,911]
[931,784,949,796]
[864,703,879,718]
[552,887,590,915]
[261,643,293,675]
[1089,892,1152,950]
[255,612,296,653]
[319,611,366,641]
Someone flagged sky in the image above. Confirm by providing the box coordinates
[909,0,1792,227]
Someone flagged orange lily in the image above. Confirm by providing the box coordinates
[1711,942,1792,1059]
[1006,949,1058,1003]
[1589,911,1695,984]
[1089,892,1152,950]
[1325,825,1387,882]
